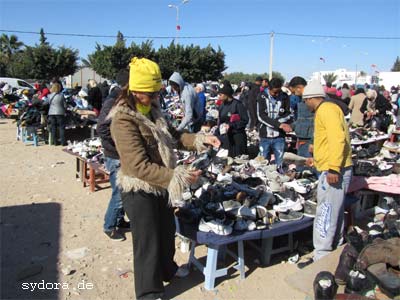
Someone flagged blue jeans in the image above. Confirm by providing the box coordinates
[297,140,312,158]
[103,157,125,232]
[259,137,285,167]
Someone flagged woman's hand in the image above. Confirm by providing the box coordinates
[188,169,202,184]
[204,135,221,148]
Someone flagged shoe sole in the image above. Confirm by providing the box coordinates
[303,212,316,218]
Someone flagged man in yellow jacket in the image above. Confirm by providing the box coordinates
[298,80,353,268]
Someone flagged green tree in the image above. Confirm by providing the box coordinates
[391,56,400,72]
[26,30,78,79]
[323,73,338,85]
[223,72,285,85]
[0,34,24,76]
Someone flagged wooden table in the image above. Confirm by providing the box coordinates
[62,149,110,192]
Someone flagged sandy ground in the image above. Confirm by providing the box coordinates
[0,119,315,300]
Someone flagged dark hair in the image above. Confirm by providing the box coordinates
[326,82,332,88]
[269,78,283,89]
[342,83,349,89]
[289,76,307,87]
[113,84,136,111]
[355,88,365,95]
[116,69,129,87]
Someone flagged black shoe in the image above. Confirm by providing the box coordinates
[297,258,314,269]
[334,244,359,285]
[117,220,131,229]
[104,229,125,241]
[344,270,375,295]
[313,271,338,300]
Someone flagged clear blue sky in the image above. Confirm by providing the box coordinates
[1,0,399,81]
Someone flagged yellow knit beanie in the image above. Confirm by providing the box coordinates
[129,57,162,92]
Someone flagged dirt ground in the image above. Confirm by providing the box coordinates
[1,119,316,300]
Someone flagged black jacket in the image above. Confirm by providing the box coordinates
[218,99,249,134]
[360,94,392,116]
[88,86,103,111]
[257,90,291,138]
[97,96,119,159]
[247,83,261,128]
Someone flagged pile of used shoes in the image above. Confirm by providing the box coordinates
[350,127,388,145]
[174,148,320,236]
[66,137,104,162]
[333,197,400,299]
[352,141,400,177]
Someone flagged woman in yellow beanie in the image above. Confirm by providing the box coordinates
[109,57,220,300]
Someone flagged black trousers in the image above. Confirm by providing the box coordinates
[48,115,65,146]
[122,190,178,300]
[221,131,248,158]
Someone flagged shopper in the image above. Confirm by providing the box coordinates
[360,89,392,131]
[247,76,263,130]
[217,80,248,157]
[87,79,103,115]
[97,69,130,241]
[348,88,366,126]
[298,80,352,268]
[110,57,220,300]
[195,83,207,129]
[169,72,202,132]
[257,78,292,167]
[47,83,66,146]
[289,76,314,158]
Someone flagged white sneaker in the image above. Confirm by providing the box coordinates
[217,173,232,184]
[216,148,229,158]
[198,218,232,236]
[283,178,318,194]
[273,195,303,212]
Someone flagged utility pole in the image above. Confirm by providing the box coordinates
[355,64,358,85]
[269,31,274,80]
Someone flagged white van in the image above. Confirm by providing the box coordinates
[0,77,35,91]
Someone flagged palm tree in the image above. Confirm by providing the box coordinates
[323,73,338,85]
[0,34,24,59]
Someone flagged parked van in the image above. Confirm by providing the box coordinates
[0,77,35,92]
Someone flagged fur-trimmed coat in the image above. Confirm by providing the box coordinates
[109,102,207,206]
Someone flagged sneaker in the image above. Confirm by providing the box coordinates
[283,178,318,194]
[298,258,314,269]
[198,218,233,236]
[216,173,233,184]
[383,141,400,151]
[303,200,317,218]
[237,205,256,220]
[222,200,241,213]
[175,265,190,278]
[117,219,131,229]
[104,229,125,241]
[234,218,248,231]
[273,195,303,212]
[313,271,338,300]
[279,210,303,222]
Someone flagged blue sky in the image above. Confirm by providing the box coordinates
[1,0,399,81]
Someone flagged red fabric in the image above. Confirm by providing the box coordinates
[39,88,50,100]
[229,114,241,123]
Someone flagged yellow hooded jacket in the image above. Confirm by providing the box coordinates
[313,101,352,173]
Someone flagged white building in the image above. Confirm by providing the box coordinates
[311,68,371,87]
[64,67,108,88]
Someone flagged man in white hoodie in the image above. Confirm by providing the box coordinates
[169,72,203,132]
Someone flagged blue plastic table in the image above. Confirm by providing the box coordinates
[177,216,314,290]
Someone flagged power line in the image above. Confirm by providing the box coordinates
[1,29,399,40]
